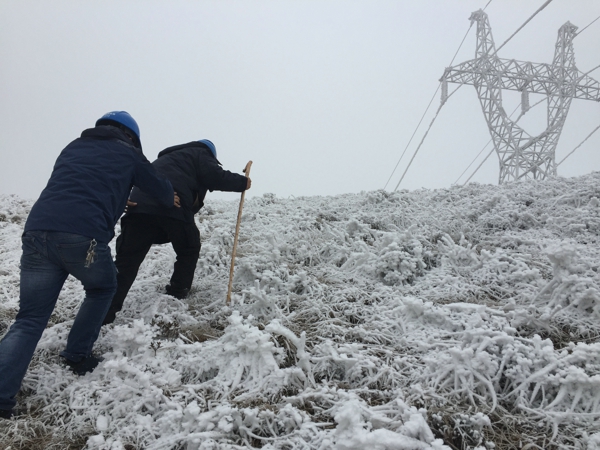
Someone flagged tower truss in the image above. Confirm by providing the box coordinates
[440,10,600,184]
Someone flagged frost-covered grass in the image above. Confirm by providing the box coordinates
[1,173,600,449]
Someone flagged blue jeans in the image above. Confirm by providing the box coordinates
[0,231,117,410]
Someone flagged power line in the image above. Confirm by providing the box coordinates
[575,14,600,38]
[393,85,463,191]
[557,123,600,166]
[454,140,493,185]
[383,24,474,190]
[493,0,555,56]
[384,0,494,190]
[462,147,496,186]
[547,64,600,167]
[383,86,440,190]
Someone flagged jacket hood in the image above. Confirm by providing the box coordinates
[158,141,222,165]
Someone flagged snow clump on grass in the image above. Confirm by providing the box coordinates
[2,172,600,448]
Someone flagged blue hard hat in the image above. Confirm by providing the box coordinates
[198,139,217,159]
[96,111,140,140]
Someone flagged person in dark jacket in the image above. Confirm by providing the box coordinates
[0,111,179,419]
[102,139,250,325]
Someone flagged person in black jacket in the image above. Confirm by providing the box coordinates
[0,111,179,419]
[102,139,250,325]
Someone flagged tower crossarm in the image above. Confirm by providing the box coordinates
[441,58,600,101]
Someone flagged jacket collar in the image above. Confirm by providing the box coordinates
[81,126,143,154]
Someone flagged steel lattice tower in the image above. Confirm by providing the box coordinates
[441,10,600,184]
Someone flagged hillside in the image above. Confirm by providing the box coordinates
[1,173,600,450]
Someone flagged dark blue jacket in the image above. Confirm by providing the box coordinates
[25,126,174,243]
[128,141,247,223]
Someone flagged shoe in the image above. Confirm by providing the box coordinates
[63,355,102,375]
[0,409,13,420]
[165,285,190,300]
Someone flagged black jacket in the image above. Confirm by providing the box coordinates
[25,126,174,243]
[128,141,248,223]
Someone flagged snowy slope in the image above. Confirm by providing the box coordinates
[1,173,600,450]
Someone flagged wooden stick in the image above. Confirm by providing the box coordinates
[226,161,252,305]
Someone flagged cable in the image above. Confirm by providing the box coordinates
[393,85,462,191]
[493,0,554,56]
[383,20,477,190]
[575,14,600,38]
[383,86,440,190]
[462,147,496,185]
[454,140,493,185]
[393,104,445,191]
[556,123,600,166]
[449,21,476,66]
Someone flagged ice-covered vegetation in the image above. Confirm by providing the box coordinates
[1,173,600,449]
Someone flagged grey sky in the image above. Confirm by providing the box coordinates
[1,0,599,201]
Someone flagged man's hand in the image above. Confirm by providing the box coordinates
[124,200,137,213]
[246,177,252,190]
[174,192,181,208]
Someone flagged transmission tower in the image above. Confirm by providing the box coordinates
[440,10,600,184]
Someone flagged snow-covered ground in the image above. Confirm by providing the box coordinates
[1,173,600,450]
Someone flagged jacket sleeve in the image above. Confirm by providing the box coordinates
[198,154,248,193]
[132,153,174,208]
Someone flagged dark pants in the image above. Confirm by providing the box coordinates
[104,214,201,323]
[0,231,116,410]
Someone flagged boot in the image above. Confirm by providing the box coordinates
[165,285,190,299]
[63,355,103,375]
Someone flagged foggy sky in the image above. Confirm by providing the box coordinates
[1,0,599,201]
